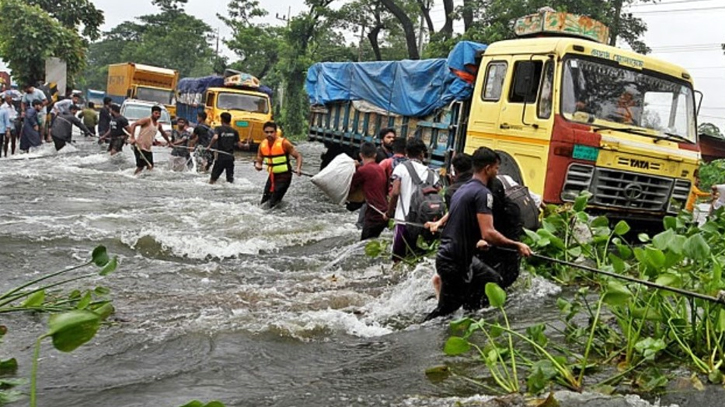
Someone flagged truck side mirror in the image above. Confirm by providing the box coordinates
[513,61,536,99]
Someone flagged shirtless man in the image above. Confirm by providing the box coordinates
[128,106,172,175]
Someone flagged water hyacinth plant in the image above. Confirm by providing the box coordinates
[435,192,725,395]
[0,246,118,406]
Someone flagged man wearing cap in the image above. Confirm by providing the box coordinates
[50,104,91,151]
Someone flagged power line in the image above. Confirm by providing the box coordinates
[630,0,721,7]
[631,6,725,14]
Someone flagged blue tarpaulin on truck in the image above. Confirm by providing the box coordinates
[305,41,486,117]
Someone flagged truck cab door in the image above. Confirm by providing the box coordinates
[495,55,554,192]
[204,91,215,124]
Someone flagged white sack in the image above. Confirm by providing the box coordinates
[311,153,356,205]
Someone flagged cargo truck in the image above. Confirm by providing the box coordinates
[107,62,179,117]
[306,10,700,222]
[176,71,275,147]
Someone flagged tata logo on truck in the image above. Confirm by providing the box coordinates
[629,159,651,170]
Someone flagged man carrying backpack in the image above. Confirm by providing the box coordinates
[191,111,214,172]
[386,138,443,262]
[423,147,532,321]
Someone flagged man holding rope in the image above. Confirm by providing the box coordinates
[423,147,532,321]
[254,121,303,208]
[100,104,131,156]
[207,112,239,184]
[50,104,92,151]
[128,105,172,175]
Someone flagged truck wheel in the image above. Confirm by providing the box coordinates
[497,150,524,185]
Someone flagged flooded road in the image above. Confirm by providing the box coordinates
[0,138,709,406]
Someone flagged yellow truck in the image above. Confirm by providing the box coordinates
[107,62,179,117]
[176,72,275,147]
[308,10,699,222]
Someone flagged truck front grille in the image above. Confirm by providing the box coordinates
[562,165,690,213]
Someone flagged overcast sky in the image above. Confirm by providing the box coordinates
[6,0,725,129]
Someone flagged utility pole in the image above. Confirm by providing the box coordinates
[275,6,292,28]
[416,0,428,56]
[358,22,366,62]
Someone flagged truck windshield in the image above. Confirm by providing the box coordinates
[217,93,269,113]
[561,57,696,142]
[136,87,173,105]
[123,104,171,123]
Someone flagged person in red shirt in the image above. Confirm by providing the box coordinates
[351,142,389,240]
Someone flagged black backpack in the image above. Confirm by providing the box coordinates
[196,124,213,146]
[402,161,445,242]
[499,175,540,232]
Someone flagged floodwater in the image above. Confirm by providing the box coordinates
[0,138,716,407]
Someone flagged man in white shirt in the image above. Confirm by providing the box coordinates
[386,138,440,262]
[1,93,19,156]
[21,84,48,141]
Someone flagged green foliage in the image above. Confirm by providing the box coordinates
[437,194,725,395]
[0,0,86,86]
[699,159,725,191]
[179,401,226,407]
[0,246,118,406]
[80,2,220,90]
[26,0,105,41]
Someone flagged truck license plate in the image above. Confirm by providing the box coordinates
[572,145,599,161]
[236,121,249,127]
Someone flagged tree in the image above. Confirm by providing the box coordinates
[379,0,420,59]
[26,0,105,41]
[699,123,724,138]
[80,1,219,89]
[0,0,86,86]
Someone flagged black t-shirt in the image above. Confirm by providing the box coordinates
[438,178,494,267]
[109,115,129,138]
[214,125,239,161]
[193,123,213,147]
[444,171,473,209]
[98,107,111,134]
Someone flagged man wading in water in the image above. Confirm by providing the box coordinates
[207,112,239,184]
[128,106,172,175]
[423,147,532,321]
[254,122,303,208]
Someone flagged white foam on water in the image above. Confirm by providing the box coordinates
[267,308,394,339]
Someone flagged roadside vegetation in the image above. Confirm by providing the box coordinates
[432,193,725,395]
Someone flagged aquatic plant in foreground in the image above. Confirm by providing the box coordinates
[435,192,725,395]
[0,246,117,406]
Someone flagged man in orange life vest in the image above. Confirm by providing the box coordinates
[254,121,303,208]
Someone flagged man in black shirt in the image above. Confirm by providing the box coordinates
[375,127,395,163]
[444,153,474,209]
[97,97,112,145]
[191,111,214,172]
[100,104,130,155]
[50,104,92,151]
[423,147,532,321]
[208,112,240,184]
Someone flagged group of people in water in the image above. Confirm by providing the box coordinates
[348,128,534,320]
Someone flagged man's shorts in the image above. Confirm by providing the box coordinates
[107,137,125,152]
[133,147,154,168]
[52,136,66,151]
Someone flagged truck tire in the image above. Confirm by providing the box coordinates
[497,150,525,186]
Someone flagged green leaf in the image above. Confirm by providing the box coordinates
[92,245,110,267]
[602,281,633,306]
[634,337,666,361]
[179,402,204,407]
[526,324,548,347]
[94,286,111,295]
[608,253,626,273]
[77,291,92,310]
[591,216,609,228]
[46,310,101,352]
[616,243,633,259]
[652,229,675,251]
[22,290,45,307]
[631,307,662,321]
[364,240,382,258]
[567,246,582,258]
[613,220,630,236]
[0,358,18,375]
[449,318,473,336]
[716,309,725,334]
[684,234,710,260]
[100,256,118,276]
[443,336,471,356]
[424,365,451,383]
[485,283,506,308]
[92,303,115,321]
[663,216,677,230]
[573,191,592,212]
[655,273,682,288]
[644,246,666,269]
[637,233,651,243]
[526,359,557,394]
